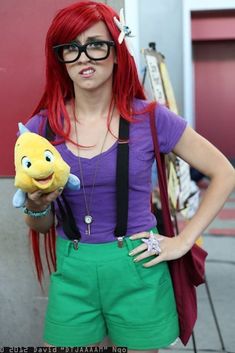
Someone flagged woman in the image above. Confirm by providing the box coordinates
[22,1,235,350]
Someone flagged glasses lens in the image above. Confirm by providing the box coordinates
[86,42,109,60]
[61,43,79,62]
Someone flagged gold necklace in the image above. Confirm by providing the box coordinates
[74,110,114,235]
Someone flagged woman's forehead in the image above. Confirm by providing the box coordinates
[75,21,112,42]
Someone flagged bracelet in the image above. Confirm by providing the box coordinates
[23,204,51,218]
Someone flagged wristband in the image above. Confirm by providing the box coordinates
[23,204,51,218]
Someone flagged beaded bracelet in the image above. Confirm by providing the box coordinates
[23,204,51,218]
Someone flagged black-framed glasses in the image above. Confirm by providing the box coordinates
[53,40,115,63]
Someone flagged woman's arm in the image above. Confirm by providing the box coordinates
[24,188,63,233]
[173,125,235,248]
[129,126,235,266]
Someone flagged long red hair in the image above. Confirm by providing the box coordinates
[30,1,155,283]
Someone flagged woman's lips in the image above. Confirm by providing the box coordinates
[79,67,95,77]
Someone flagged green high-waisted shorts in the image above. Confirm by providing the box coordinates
[43,229,179,349]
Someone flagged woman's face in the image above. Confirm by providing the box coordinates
[64,21,116,93]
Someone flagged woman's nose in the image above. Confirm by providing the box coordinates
[77,50,90,63]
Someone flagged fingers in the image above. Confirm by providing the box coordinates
[129,241,162,263]
[26,187,63,209]
[130,231,164,241]
[143,255,163,267]
[41,187,63,203]
[128,243,146,256]
[129,231,165,267]
[129,231,150,240]
[129,245,163,268]
[132,249,160,262]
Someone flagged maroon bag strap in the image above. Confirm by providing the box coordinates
[149,108,175,237]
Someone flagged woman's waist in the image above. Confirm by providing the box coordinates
[56,214,157,244]
[56,225,160,264]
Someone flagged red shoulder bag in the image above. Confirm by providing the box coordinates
[149,111,208,345]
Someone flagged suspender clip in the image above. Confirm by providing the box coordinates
[117,236,124,248]
[73,239,79,250]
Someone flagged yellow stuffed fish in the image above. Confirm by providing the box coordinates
[13,123,80,207]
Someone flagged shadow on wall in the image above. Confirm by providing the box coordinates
[0,178,49,345]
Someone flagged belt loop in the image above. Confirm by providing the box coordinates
[63,239,71,257]
[124,236,133,252]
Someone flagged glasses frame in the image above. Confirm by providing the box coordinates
[53,40,115,63]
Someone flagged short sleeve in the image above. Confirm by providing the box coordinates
[25,115,43,134]
[155,104,187,153]
[22,111,48,136]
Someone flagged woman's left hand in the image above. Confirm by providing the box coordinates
[129,231,191,267]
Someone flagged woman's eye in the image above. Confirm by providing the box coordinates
[88,42,104,49]
[66,44,78,51]
[21,157,32,169]
[64,44,77,52]
[68,45,77,51]
[44,150,54,162]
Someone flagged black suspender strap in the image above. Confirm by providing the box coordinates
[45,117,130,248]
[45,119,56,142]
[114,117,130,243]
[45,119,81,247]
[56,195,81,243]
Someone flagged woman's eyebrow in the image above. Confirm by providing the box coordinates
[74,35,106,44]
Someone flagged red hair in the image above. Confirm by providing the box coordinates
[30,228,56,285]
[32,1,148,139]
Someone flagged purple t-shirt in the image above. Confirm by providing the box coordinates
[25,99,187,243]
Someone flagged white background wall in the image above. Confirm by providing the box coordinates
[137,0,184,114]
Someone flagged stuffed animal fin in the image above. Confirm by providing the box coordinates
[18,122,30,134]
[12,189,27,208]
[66,174,80,190]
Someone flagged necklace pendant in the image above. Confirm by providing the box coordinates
[84,215,93,235]
[117,236,124,248]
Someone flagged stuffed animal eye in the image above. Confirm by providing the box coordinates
[21,157,32,169]
[44,150,54,162]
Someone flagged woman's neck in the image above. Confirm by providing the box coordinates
[73,86,114,122]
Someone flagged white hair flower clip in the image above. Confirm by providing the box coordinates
[113,8,134,56]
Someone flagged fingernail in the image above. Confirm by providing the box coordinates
[133,257,139,262]
[129,251,134,256]
[58,187,63,193]
[129,236,134,240]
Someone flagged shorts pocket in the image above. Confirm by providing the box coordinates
[56,253,67,275]
[52,240,69,277]
[125,235,170,288]
[128,256,170,288]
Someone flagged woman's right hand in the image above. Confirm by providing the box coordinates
[24,187,64,233]
[25,187,63,211]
